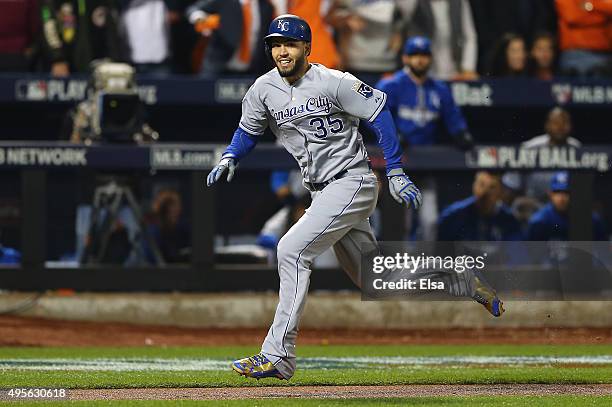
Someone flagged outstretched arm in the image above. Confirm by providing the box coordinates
[223,127,258,161]
[208,81,267,186]
[206,127,258,186]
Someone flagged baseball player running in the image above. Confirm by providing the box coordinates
[207,14,503,381]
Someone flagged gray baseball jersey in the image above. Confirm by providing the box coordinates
[239,63,387,183]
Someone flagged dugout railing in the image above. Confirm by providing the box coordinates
[0,142,609,292]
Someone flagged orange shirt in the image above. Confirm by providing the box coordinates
[556,0,612,51]
[289,0,339,68]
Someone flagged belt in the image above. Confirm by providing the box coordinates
[305,169,349,192]
[305,162,372,192]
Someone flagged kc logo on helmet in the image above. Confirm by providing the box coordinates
[278,20,289,31]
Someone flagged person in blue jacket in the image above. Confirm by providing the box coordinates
[0,245,20,264]
[527,171,607,241]
[377,36,473,241]
[376,36,473,148]
[438,171,523,241]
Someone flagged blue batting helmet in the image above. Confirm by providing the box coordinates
[264,14,311,59]
[265,14,311,44]
[404,36,432,55]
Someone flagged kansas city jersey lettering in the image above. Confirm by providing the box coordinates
[272,96,333,123]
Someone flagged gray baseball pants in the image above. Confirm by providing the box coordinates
[261,170,480,379]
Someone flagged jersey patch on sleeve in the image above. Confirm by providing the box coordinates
[352,81,374,99]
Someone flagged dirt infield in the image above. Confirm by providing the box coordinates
[1,315,611,346]
[67,384,612,400]
[3,315,612,402]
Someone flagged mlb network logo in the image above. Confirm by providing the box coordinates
[552,83,572,104]
[15,79,87,102]
[477,147,498,167]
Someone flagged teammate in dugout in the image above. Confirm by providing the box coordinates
[375,36,473,241]
[375,36,474,148]
[207,15,504,381]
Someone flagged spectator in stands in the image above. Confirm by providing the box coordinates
[437,171,523,241]
[328,0,412,84]
[523,107,579,149]
[555,0,612,77]
[145,188,191,263]
[119,0,181,75]
[528,31,558,80]
[186,0,234,75]
[376,36,474,148]
[167,0,199,74]
[0,0,39,72]
[469,0,557,73]
[404,0,478,81]
[40,0,125,76]
[271,0,339,69]
[522,107,581,203]
[486,32,527,77]
[186,0,274,77]
[527,171,607,240]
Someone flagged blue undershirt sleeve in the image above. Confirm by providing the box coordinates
[222,127,258,162]
[364,106,403,174]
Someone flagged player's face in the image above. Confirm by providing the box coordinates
[270,38,310,78]
[549,191,569,213]
[403,54,432,78]
[545,110,571,144]
[473,172,502,209]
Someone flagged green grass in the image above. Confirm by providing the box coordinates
[2,366,612,389]
[1,344,611,359]
[1,396,612,407]
[0,345,610,389]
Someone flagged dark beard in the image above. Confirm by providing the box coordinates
[409,66,429,78]
[277,54,306,77]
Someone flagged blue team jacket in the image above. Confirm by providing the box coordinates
[437,196,523,241]
[376,69,467,145]
[527,203,607,241]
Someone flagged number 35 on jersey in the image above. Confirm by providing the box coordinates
[309,115,344,139]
